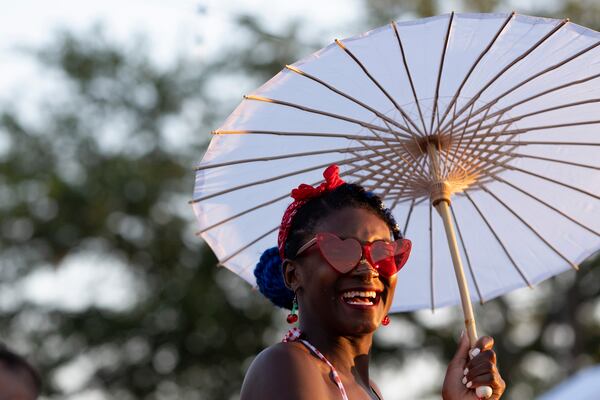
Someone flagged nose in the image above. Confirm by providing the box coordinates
[351,257,379,280]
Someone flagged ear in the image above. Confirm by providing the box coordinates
[282,259,302,292]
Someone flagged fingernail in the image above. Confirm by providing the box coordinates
[462,377,467,384]
[466,381,472,388]
[470,348,480,358]
[463,368,469,375]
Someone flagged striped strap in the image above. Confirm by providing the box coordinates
[297,338,349,400]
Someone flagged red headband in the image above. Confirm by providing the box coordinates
[277,164,345,259]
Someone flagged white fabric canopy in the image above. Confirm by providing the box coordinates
[193,12,600,313]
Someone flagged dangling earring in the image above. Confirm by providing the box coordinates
[287,295,299,324]
[382,315,390,326]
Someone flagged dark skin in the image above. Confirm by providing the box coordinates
[0,362,38,400]
[241,207,505,399]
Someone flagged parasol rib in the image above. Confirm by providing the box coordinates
[364,128,430,181]
[334,39,425,136]
[219,226,280,264]
[464,191,532,287]
[196,159,427,236]
[442,36,600,133]
[346,145,427,188]
[449,98,600,138]
[197,194,287,235]
[243,95,410,138]
[450,105,498,175]
[440,101,460,177]
[213,164,408,263]
[429,12,454,134]
[446,117,515,179]
[284,65,415,138]
[443,102,476,175]
[379,120,431,179]
[391,21,429,134]
[493,176,600,237]
[402,199,416,237]
[451,71,600,132]
[480,149,599,171]
[468,156,600,201]
[190,151,400,204]
[482,186,579,271]
[194,144,392,171]
[459,119,600,141]
[354,136,435,187]
[438,18,569,134]
[347,156,422,192]
[457,140,600,151]
[435,12,515,134]
[212,129,403,143]
[357,138,418,179]
[450,204,484,304]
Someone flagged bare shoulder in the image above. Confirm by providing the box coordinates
[240,342,327,400]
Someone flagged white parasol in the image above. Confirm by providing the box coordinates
[192,13,600,395]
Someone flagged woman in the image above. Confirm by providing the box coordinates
[242,165,505,399]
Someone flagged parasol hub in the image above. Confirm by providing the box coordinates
[430,180,452,206]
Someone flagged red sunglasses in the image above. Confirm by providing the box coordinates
[295,232,412,278]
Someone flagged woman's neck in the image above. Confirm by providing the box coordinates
[299,323,374,387]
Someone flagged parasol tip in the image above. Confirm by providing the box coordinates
[285,64,301,74]
[334,38,346,49]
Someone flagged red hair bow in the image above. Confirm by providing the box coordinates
[290,165,345,201]
[278,165,345,259]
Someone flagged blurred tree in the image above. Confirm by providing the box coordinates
[0,2,599,400]
[0,27,279,399]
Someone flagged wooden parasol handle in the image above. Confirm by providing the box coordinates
[435,200,493,399]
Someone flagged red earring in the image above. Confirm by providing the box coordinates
[287,295,298,324]
[382,315,390,326]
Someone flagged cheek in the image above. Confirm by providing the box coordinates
[299,255,339,295]
[383,277,398,310]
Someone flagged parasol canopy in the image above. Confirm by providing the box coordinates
[192,12,600,315]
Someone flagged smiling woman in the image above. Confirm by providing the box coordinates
[241,165,505,400]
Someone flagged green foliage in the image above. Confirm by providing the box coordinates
[0,28,277,399]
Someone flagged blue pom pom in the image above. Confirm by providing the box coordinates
[254,247,295,309]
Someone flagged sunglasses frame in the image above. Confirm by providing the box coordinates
[295,232,411,278]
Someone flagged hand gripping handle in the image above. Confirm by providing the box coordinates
[469,348,493,399]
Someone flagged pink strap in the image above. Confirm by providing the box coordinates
[283,328,349,400]
[298,339,350,400]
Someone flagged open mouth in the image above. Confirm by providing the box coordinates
[341,290,381,307]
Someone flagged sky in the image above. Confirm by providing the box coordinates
[0,0,579,398]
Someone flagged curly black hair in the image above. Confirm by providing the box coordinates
[254,183,401,310]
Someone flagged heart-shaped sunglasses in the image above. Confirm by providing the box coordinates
[295,232,412,278]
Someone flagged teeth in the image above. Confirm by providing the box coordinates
[346,300,374,306]
[342,291,377,299]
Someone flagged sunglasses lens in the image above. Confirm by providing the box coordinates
[394,239,412,272]
[317,233,362,273]
[370,239,412,277]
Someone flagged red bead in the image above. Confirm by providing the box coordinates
[286,313,298,324]
[382,315,390,326]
